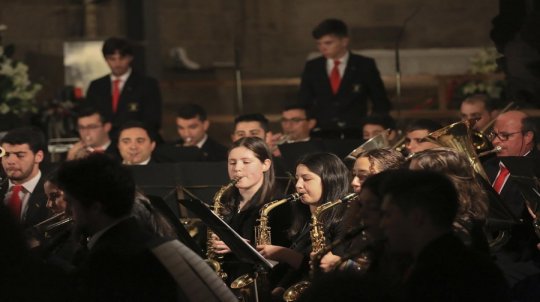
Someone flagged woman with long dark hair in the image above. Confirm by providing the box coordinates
[256,152,350,297]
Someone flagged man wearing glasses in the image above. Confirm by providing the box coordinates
[484,110,540,291]
[67,106,120,161]
[279,104,317,143]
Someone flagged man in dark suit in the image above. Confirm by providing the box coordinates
[174,103,227,161]
[117,121,157,165]
[483,110,540,289]
[85,37,162,141]
[67,106,120,161]
[1,127,49,229]
[56,154,237,302]
[298,19,391,131]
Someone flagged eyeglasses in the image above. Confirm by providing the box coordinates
[77,124,103,131]
[281,118,307,124]
[486,131,522,141]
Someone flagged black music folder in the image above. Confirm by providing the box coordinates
[179,189,274,270]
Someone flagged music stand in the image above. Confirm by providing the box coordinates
[278,141,325,173]
[502,156,540,229]
[128,164,179,215]
[179,190,273,270]
[153,144,205,162]
[322,138,364,159]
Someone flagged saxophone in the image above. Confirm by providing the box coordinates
[231,193,301,300]
[283,193,358,302]
[256,193,301,246]
[206,178,239,281]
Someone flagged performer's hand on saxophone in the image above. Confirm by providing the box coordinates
[318,251,341,272]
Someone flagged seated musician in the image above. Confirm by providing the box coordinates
[319,148,405,272]
[211,137,292,282]
[404,119,441,155]
[361,115,398,143]
[117,121,157,165]
[29,169,79,271]
[256,152,349,298]
[409,148,490,252]
[67,106,120,161]
[483,110,540,296]
[379,170,510,301]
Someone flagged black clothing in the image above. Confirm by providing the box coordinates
[0,174,49,230]
[74,217,181,302]
[85,72,162,138]
[174,137,228,162]
[483,150,540,286]
[404,233,510,302]
[222,189,292,282]
[299,53,390,130]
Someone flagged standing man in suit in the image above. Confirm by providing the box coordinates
[67,106,120,161]
[299,18,391,132]
[1,127,49,229]
[483,110,540,292]
[85,37,162,141]
[175,103,227,161]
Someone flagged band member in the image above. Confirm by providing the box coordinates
[459,94,496,131]
[67,106,120,161]
[212,137,291,281]
[30,169,78,272]
[85,37,162,141]
[483,110,540,291]
[256,152,349,297]
[410,148,490,252]
[299,18,391,131]
[175,103,228,161]
[57,154,235,301]
[361,115,398,142]
[379,170,510,301]
[117,121,157,165]
[319,148,405,272]
[350,148,405,193]
[1,127,49,229]
[404,119,442,155]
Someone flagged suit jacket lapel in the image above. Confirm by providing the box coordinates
[24,176,46,228]
[338,54,356,95]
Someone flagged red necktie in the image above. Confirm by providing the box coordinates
[330,60,341,94]
[112,79,121,113]
[492,164,510,194]
[8,185,23,221]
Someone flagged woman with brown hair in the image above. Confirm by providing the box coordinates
[410,147,490,252]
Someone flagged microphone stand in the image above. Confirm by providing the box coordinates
[234,47,244,114]
[394,3,423,121]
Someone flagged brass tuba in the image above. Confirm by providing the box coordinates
[206,178,239,281]
[419,120,512,250]
[345,132,390,161]
[421,119,489,181]
[283,193,357,302]
[231,193,301,300]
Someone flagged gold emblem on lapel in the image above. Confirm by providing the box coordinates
[353,84,362,93]
[128,103,139,112]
